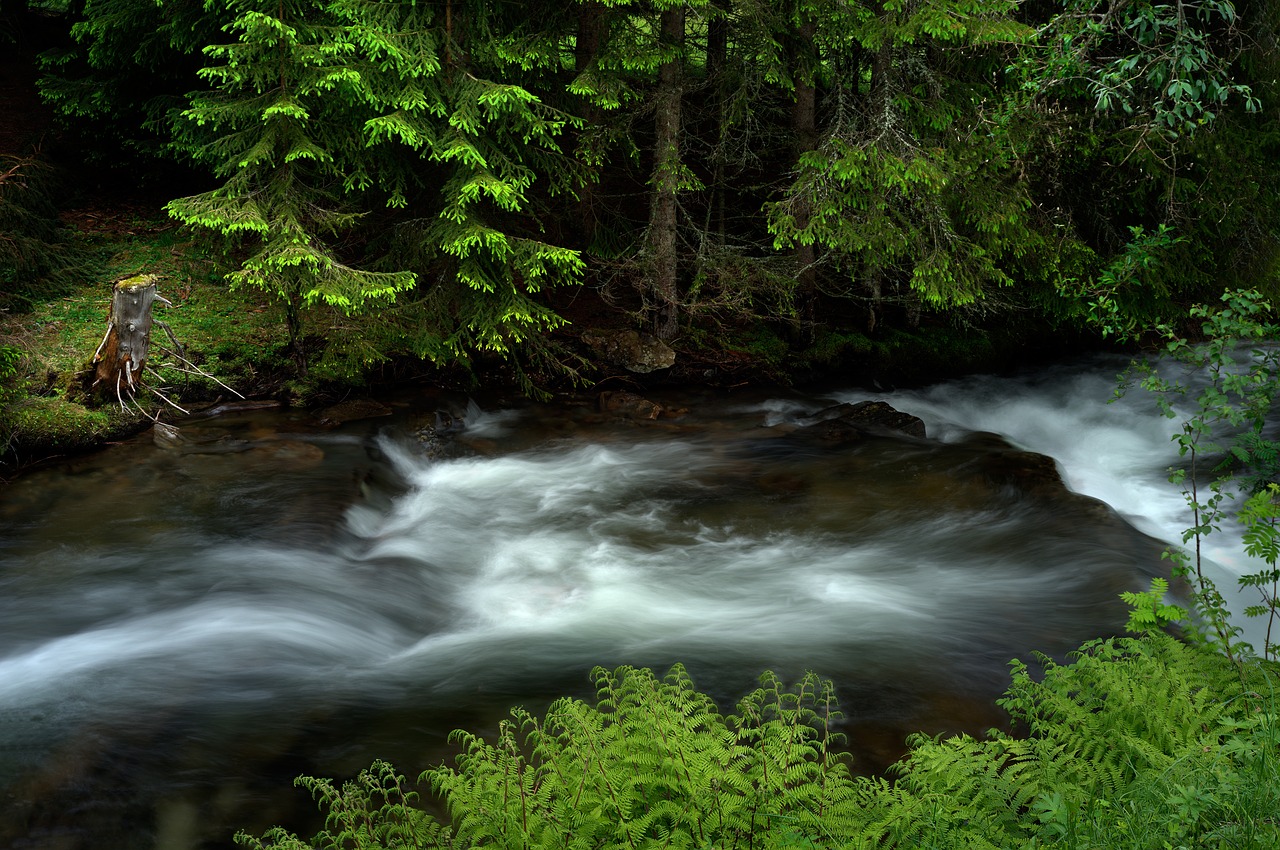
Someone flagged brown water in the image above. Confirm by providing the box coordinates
[0,369,1177,848]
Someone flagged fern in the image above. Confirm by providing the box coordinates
[239,639,1280,850]
[843,635,1276,849]
[236,759,442,850]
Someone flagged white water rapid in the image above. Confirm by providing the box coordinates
[0,354,1268,848]
[832,354,1270,651]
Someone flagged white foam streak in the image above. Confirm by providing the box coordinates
[832,360,1186,537]
[832,356,1272,649]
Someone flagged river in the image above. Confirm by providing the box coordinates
[0,354,1264,849]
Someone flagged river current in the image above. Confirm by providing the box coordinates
[0,354,1263,848]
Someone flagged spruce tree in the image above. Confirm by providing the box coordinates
[765,0,1037,328]
[166,0,414,365]
[166,0,588,380]
[37,0,219,171]
[347,0,587,376]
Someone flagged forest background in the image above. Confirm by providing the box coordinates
[2,0,1278,442]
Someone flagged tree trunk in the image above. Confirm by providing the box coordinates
[861,262,882,334]
[707,0,729,244]
[862,25,895,331]
[575,1,606,249]
[791,15,819,338]
[285,289,306,374]
[92,275,159,404]
[649,5,685,341]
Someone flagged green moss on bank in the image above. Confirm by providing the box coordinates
[1,395,139,461]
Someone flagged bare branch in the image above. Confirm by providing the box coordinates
[146,382,190,415]
[153,348,245,399]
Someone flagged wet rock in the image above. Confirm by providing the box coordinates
[180,433,254,455]
[754,470,808,496]
[582,329,676,373]
[314,398,393,428]
[152,422,184,450]
[243,440,325,469]
[979,449,1064,496]
[956,432,1066,496]
[599,391,662,420]
[408,399,483,459]
[792,401,927,444]
[433,409,465,435]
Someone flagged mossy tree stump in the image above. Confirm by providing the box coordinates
[92,274,163,406]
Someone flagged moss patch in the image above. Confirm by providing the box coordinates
[1,395,141,461]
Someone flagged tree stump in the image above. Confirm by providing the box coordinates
[93,274,161,405]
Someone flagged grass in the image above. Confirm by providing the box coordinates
[0,206,294,469]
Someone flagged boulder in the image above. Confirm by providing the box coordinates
[791,401,927,444]
[582,329,676,373]
[954,431,1080,499]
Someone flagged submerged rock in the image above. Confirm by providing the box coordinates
[791,401,927,444]
[197,399,283,418]
[314,398,393,428]
[152,422,183,450]
[598,391,663,420]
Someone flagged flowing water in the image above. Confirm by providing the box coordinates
[0,354,1262,849]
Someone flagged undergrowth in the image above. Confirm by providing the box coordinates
[237,635,1280,850]
[0,153,85,311]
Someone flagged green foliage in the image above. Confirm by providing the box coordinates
[1239,484,1280,660]
[1031,0,1258,141]
[237,761,441,850]
[0,356,21,450]
[431,665,853,850]
[165,0,416,356]
[1015,0,1280,334]
[0,394,121,463]
[240,636,1280,850]
[766,0,1040,313]
[1060,224,1184,339]
[34,0,1280,369]
[163,0,587,379]
[238,665,860,850]
[845,635,1278,849]
[1121,289,1280,661]
[1122,577,1189,636]
[37,0,219,170]
[0,155,84,310]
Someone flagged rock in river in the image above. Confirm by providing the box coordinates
[791,401,928,444]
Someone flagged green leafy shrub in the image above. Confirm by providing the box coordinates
[238,665,856,850]
[1123,289,1280,661]
[239,637,1279,850]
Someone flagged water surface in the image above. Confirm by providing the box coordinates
[0,359,1217,848]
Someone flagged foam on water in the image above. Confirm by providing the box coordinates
[829,354,1272,649]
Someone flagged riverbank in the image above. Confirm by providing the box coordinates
[0,57,1107,476]
[0,193,1106,477]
